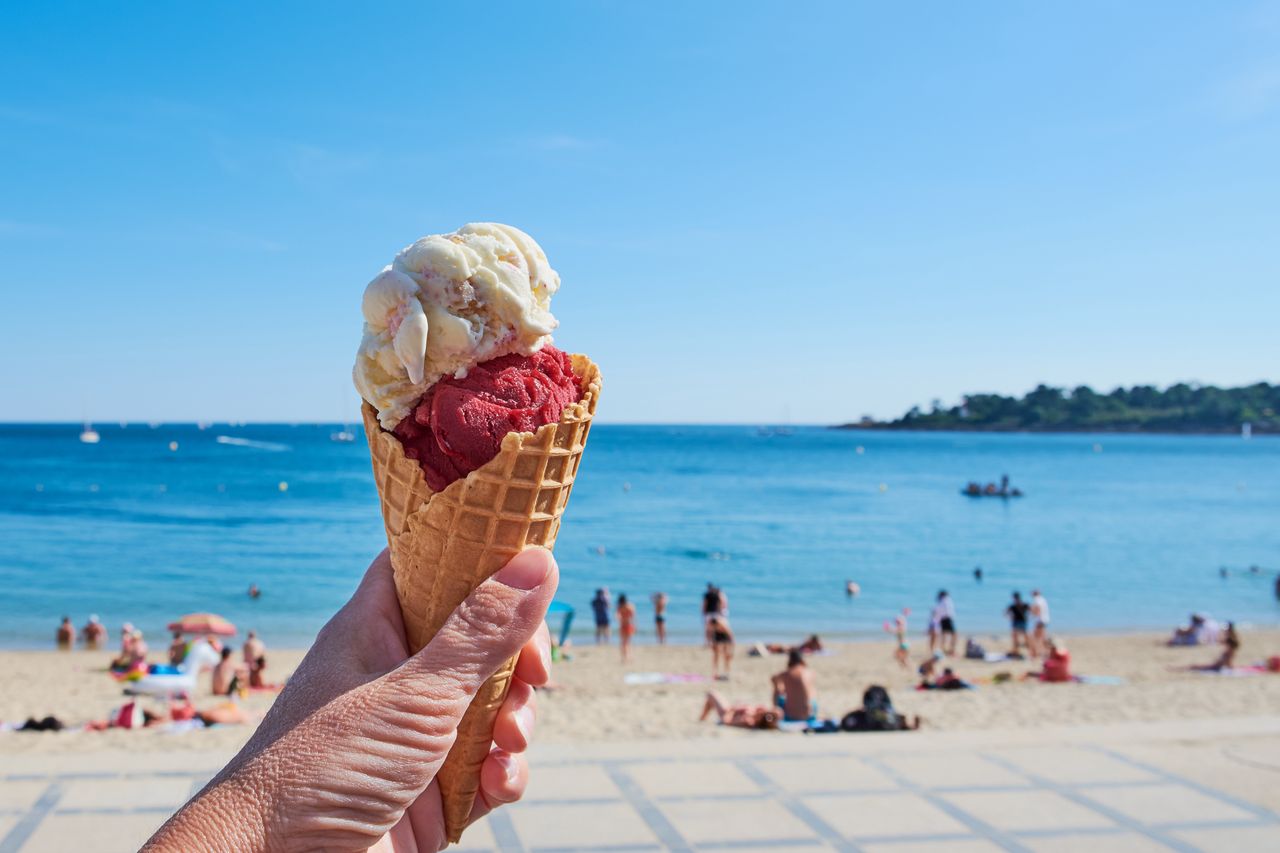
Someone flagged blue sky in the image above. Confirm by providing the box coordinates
[2,2,1278,424]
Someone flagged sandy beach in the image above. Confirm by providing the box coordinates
[3,628,1278,756]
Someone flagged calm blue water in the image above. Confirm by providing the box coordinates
[1,424,1277,649]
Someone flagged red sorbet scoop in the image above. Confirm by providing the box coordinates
[392,346,581,491]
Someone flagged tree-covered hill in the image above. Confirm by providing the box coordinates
[841,382,1279,434]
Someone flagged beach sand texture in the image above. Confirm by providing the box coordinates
[3,629,1278,756]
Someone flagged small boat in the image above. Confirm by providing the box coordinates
[331,428,356,442]
[961,477,1023,498]
[79,422,100,444]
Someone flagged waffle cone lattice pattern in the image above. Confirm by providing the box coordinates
[362,353,600,843]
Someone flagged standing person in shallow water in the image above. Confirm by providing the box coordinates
[651,591,668,644]
[80,614,107,649]
[591,588,611,644]
[616,594,636,663]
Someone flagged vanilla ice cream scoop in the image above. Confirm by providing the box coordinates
[354,222,561,429]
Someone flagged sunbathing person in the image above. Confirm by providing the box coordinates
[920,666,973,690]
[1194,622,1240,672]
[699,691,779,730]
[772,649,818,722]
[750,635,823,656]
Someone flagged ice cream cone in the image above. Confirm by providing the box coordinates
[362,353,600,843]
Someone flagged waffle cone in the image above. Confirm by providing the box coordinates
[362,353,600,843]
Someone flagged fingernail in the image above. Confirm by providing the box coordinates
[494,548,552,590]
[539,638,552,674]
[513,705,535,743]
[496,751,520,782]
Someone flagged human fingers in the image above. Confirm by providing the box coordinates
[467,750,529,825]
[377,548,558,730]
[514,621,552,687]
[491,678,536,753]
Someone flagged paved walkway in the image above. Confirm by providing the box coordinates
[2,717,1279,852]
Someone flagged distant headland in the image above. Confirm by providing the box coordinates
[838,382,1278,434]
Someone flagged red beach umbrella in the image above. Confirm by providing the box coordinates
[167,612,237,636]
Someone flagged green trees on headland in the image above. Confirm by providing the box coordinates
[845,382,1279,433]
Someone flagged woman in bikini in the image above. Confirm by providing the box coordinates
[617,593,637,663]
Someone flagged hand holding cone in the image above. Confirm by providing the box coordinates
[363,354,600,842]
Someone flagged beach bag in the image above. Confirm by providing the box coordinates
[965,638,986,659]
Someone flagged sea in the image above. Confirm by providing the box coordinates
[1,424,1277,649]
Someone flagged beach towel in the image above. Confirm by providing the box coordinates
[623,672,711,686]
[1189,665,1269,677]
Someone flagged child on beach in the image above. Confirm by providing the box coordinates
[887,609,910,669]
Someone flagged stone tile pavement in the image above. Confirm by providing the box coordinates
[2,717,1279,852]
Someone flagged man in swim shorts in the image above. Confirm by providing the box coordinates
[772,649,818,723]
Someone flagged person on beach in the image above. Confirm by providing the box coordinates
[250,656,269,689]
[168,631,188,666]
[56,616,74,649]
[709,615,734,680]
[1169,613,1221,646]
[890,610,910,668]
[130,630,150,666]
[702,582,727,643]
[751,635,824,657]
[243,630,266,684]
[591,588,611,644]
[1030,589,1051,658]
[651,591,668,644]
[80,614,107,649]
[937,590,957,655]
[145,547,555,852]
[772,649,817,723]
[1037,638,1072,682]
[1005,592,1030,656]
[698,692,779,730]
[211,647,239,696]
[112,623,136,668]
[1195,622,1240,672]
[616,594,636,663]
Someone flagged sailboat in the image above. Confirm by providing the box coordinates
[79,420,100,444]
[331,389,357,441]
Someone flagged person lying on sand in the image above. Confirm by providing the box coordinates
[143,548,556,852]
[749,635,823,657]
[699,691,779,730]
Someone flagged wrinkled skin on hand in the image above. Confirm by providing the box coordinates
[144,548,557,853]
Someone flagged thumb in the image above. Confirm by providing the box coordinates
[383,548,558,711]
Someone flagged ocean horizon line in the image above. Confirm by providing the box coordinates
[3,421,1278,437]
